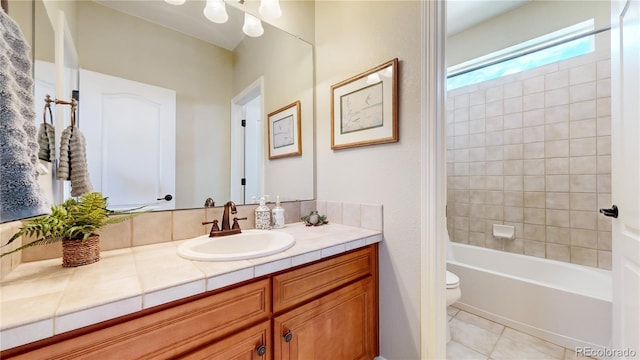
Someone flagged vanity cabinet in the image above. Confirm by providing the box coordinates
[272,245,378,359]
[274,278,376,360]
[2,278,272,359]
[1,244,378,360]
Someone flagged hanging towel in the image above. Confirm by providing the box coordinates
[57,125,93,197]
[0,10,49,221]
[37,122,55,162]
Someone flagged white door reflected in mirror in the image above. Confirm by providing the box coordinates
[80,69,176,211]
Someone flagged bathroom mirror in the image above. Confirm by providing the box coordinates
[6,0,314,219]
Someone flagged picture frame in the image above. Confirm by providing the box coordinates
[268,100,302,159]
[330,58,398,150]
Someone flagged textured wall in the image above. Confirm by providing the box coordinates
[315,1,423,358]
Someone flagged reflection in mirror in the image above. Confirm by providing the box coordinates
[3,0,314,221]
[33,0,56,206]
[72,1,314,210]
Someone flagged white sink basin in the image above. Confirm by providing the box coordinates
[177,229,295,261]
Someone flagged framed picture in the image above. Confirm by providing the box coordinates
[268,100,302,159]
[331,58,398,150]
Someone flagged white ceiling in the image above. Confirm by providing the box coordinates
[94,0,530,50]
[447,0,529,36]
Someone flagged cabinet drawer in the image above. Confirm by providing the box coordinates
[273,245,375,313]
[4,278,271,360]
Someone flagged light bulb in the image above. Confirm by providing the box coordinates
[258,0,281,21]
[165,0,186,5]
[203,0,228,24]
[242,13,264,37]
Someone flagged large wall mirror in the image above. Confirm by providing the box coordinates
[4,0,314,221]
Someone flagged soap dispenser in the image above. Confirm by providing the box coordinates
[272,196,285,229]
[255,197,272,230]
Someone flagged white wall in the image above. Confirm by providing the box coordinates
[315,1,423,358]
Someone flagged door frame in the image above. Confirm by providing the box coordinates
[420,0,447,359]
[230,77,265,204]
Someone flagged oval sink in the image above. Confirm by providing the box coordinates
[177,230,295,261]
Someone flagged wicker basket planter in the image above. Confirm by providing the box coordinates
[2,193,146,266]
[62,235,101,267]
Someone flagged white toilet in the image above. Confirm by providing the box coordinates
[446,230,461,343]
[446,270,461,342]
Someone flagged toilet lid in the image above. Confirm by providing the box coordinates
[446,271,459,289]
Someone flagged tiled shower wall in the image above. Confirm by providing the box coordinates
[446,49,612,270]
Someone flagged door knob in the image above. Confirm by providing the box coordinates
[256,344,267,356]
[599,205,618,218]
[157,194,173,201]
[283,330,293,342]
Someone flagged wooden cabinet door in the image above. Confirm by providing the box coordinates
[180,321,271,360]
[273,277,375,360]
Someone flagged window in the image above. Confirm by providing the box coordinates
[447,20,595,90]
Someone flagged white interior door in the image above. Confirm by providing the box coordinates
[230,77,264,204]
[80,69,176,210]
[610,0,640,357]
[244,96,262,203]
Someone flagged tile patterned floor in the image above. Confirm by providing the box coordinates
[447,306,596,360]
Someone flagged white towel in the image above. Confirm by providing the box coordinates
[0,10,49,221]
[57,125,93,197]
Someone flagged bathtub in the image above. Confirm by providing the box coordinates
[447,242,612,350]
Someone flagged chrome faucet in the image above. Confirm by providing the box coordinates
[202,201,246,237]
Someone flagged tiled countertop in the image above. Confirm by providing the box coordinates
[0,222,382,351]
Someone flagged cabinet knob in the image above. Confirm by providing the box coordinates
[256,344,267,356]
[283,330,293,343]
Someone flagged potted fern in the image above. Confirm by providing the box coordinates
[1,192,144,267]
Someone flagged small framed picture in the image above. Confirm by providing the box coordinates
[331,58,398,150]
[268,100,301,159]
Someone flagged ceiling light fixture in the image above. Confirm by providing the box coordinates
[165,0,278,38]
[242,13,264,37]
[203,0,229,24]
[258,0,281,21]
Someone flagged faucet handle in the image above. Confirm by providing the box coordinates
[203,219,220,235]
[232,217,247,230]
